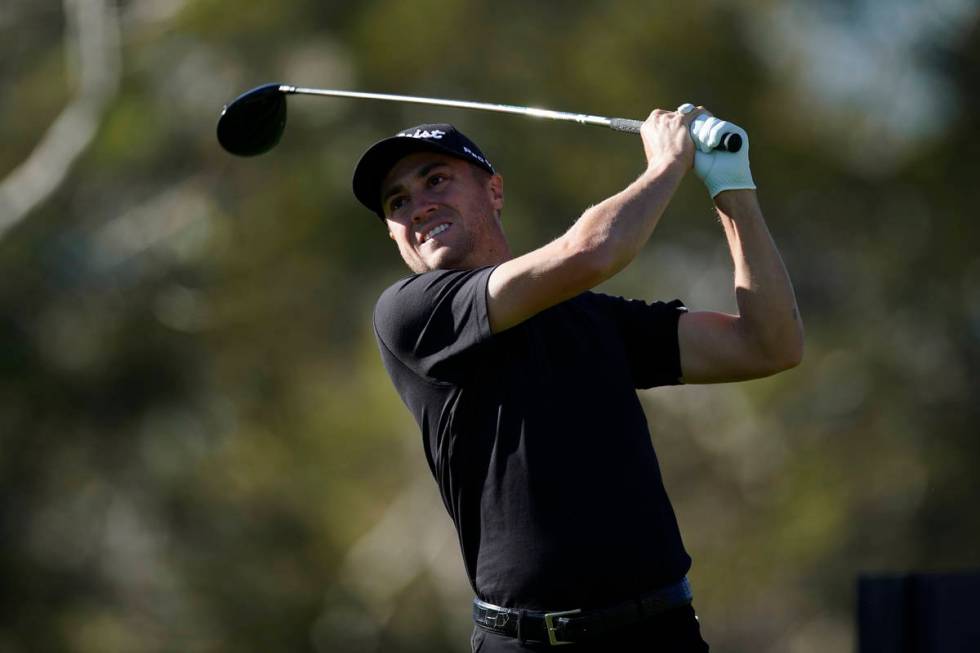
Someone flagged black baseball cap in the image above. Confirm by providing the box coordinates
[352,123,495,219]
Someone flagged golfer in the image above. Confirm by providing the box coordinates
[352,105,803,651]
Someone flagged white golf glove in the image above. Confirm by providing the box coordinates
[681,105,756,198]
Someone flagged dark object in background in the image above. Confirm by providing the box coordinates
[858,571,980,652]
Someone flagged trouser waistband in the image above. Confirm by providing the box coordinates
[472,576,693,646]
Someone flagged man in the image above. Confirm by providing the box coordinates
[352,105,803,651]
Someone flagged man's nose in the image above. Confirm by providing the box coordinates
[411,202,438,225]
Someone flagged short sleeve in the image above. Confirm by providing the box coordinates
[373,267,495,383]
[591,293,688,389]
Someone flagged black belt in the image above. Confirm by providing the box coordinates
[472,576,693,646]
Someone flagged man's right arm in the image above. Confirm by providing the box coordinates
[486,108,699,333]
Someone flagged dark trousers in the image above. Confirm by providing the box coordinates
[470,604,710,652]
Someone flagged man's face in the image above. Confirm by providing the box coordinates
[380,152,506,273]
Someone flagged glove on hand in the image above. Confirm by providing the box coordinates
[689,113,756,198]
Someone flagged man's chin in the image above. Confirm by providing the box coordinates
[419,246,471,271]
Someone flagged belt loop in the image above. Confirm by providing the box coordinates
[517,608,526,644]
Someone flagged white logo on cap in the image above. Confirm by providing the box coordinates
[398,129,446,140]
[462,146,489,167]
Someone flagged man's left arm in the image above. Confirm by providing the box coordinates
[678,189,804,383]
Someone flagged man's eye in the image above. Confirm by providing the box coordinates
[389,197,406,212]
[428,174,446,187]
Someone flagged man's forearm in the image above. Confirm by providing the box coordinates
[565,160,687,280]
[485,110,695,334]
[715,190,804,367]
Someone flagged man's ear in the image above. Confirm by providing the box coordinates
[488,173,504,213]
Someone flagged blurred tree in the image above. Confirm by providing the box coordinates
[0,0,977,651]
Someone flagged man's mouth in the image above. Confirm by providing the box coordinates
[420,222,451,244]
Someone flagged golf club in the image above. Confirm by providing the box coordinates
[216,83,743,157]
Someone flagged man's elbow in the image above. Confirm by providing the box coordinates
[772,345,804,373]
[741,319,805,377]
[764,333,805,374]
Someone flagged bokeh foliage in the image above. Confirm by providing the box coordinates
[1,0,978,651]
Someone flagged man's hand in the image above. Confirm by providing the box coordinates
[639,108,701,173]
[688,111,756,197]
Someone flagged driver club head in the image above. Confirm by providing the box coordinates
[216,83,288,156]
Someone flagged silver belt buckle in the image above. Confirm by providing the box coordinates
[543,608,581,646]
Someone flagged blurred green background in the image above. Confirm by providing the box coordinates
[2,0,978,651]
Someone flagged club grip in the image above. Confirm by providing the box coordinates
[609,118,644,133]
[608,117,742,153]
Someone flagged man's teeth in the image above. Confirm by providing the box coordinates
[426,224,449,241]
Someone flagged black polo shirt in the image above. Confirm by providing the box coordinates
[373,266,691,610]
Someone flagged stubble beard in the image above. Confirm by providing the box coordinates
[402,205,503,274]
[417,233,476,272]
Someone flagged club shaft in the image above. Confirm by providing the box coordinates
[278,85,741,150]
[281,85,614,129]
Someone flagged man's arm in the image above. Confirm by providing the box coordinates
[486,109,698,333]
[678,190,804,383]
